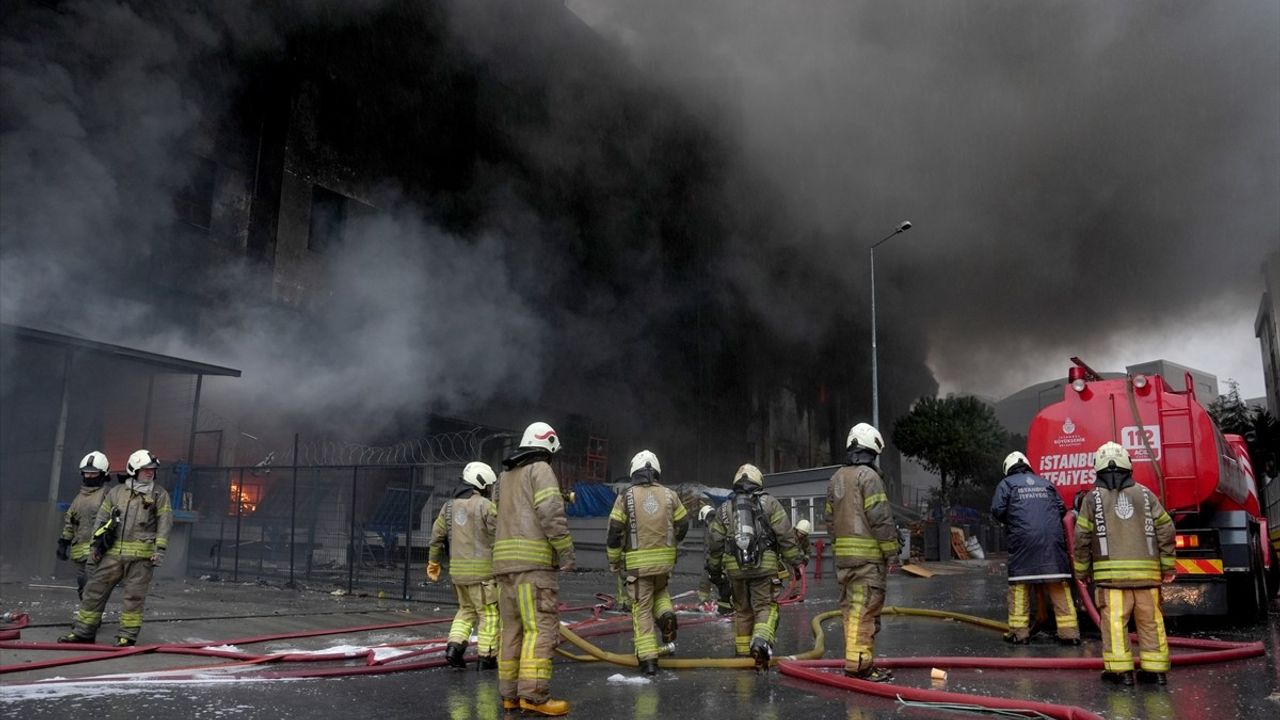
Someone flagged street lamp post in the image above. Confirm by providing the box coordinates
[870,220,913,431]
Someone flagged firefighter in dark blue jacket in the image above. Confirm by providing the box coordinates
[990,451,1080,645]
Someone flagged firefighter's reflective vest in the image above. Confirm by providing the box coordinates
[825,464,899,566]
[429,492,497,583]
[606,483,689,576]
[1073,484,1175,587]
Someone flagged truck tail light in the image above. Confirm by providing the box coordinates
[1175,534,1200,549]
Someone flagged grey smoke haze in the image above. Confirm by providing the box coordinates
[6,0,933,477]
[570,0,1280,397]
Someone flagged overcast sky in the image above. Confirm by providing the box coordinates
[570,0,1278,402]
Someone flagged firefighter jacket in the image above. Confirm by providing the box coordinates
[1073,473,1175,588]
[493,459,575,574]
[62,484,108,561]
[95,480,172,560]
[605,477,689,576]
[991,469,1071,582]
[706,489,801,580]
[825,464,898,568]
[429,488,498,584]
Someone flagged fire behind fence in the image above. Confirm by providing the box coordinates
[170,463,465,605]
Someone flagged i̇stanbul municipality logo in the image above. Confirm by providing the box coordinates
[1062,417,1076,434]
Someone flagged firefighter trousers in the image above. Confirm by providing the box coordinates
[1096,586,1169,673]
[450,579,500,658]
[626,573,674,660]
[73,559,96,601]
[497,570,559,704]
[71,554,154,642]
[838,562,886,674]
[1007,581,1079,641]
[729,575,779,655]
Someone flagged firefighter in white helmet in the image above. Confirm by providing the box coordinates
[991,451,1080,645]
[696,504,733,615]
[494,422,574,716]
[60,449,172,646]
[57,452,112,599]
[1074,442,1176,686]
[428,461,500,670]
[826,423,899,681]
[605,450,688,675]
[706,464,802,671]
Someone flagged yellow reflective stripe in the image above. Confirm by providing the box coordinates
[673,504,687,521]
[549,535,573,552]
[113,540,155,557]
[119,611,143,628]
[70,542,93,561]
[154,538,168,549]
[878,540,898,554]
[1103,588,1133,672]
[834,536,884,559]
[1095,560,1161,570]
[533,487,560,505]
[519,659,552,679]
[863,492,887,509]
[610,508,626,522]
[624,547,676,568]
[519,583,537,661]
[1073,561,1091,575]
[498,659,518,679]
[606,547,622,563]
[1154,512,1172,526]
[1075,515,1094,531]
[494,539,553,563]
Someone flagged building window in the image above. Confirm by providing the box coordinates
[309,185,348,253]
[173,156,217,230]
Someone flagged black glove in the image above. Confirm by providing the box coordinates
[56,538,71,561]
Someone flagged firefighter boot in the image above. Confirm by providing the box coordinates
[57,632,94,644]
[502,698,520,712]
[114,637,136,648]
[639,659,658,676]
[1136,670,1167,686]
[445,642,467,669]
[749,637,771,673]
[846,666,895,683]
[519,698,570,716]
[478,655,498,670]
[656,612,678,645]
[1102,671,1135,686]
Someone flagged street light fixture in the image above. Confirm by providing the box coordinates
[870,220,913,431]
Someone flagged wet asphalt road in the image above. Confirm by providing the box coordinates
[2,562,1278,719]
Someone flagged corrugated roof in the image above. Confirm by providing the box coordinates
[2,323,241,377]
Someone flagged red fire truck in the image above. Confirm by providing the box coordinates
[1026,359,1278,618]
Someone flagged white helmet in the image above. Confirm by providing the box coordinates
[698,505,715,523]
[519,422,561,454]
[79,451,109,474]
[462,461,498,491]
[795,519,812,535]
[1003,451,1031,475]
[126,449,159,477]
[1093,442,1133,472]
[629,450,661,476]
[847,423,885,454]
[734,463,764,488]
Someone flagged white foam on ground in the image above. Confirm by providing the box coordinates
[1,676,298,702]
[606,673,651,685]
[272,644,369,657]
[201,644,246,653]
[370,647,413,662]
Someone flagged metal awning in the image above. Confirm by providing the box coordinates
[1,323,241,377]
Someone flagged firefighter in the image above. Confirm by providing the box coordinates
[59,449,172,646]
[778,519,813,582]
[991,451,1080,645]
[706,463,802,671]
[606,450,689,675]
[58,452,111,600]
[1073,442,1176,686]
[427,461,500,670]
[826,423,899,682]
[696,504,734,615]
[494,422,575,716]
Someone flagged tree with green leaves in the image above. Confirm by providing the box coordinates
[1208,381,1280,482]
[893,395,1008,508]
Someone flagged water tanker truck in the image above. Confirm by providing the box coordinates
[1026,358,1279,618]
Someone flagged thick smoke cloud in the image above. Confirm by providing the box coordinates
[570,0,1280,397]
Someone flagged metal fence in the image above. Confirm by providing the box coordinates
[171,462,465,604]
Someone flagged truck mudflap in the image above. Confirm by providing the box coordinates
[1161,578,1228,616]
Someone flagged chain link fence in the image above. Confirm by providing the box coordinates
[172,463,466,604]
